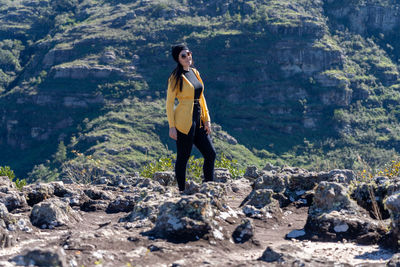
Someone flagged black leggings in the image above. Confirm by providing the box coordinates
[175,120,216,191]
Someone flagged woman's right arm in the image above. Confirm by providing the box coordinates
[166,77,177,140]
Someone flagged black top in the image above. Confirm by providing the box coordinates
[183,68,203,123]
[183,68,203,99]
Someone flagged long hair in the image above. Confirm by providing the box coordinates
[170,63,184,92]
[169,60,195,92]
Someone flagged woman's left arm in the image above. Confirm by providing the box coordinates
[200,93,212,134]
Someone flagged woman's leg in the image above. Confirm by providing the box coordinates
[194,125,216,183]
[175,124,195,191]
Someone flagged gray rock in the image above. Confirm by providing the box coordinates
[119,200,159,223]
[232,218,253,243]
[151,194,214,241]
[387,253,400,267]
[24,183,55,206]
[106,195,137,213]
[153,171,175,186]
[305,182,385,244]
[214,168,231,183]
[30,198,80,228]
[327,169,355,184]
[263,163,280,172]
[80,199,109,212]
[286,229,306,239]
[259,247,283,262]
[11,247,67,267]
[84,188,113,200]
[385,191,400,240]
[253,172,286,193]
[184,180,200,195]
[241,189,281,219]
[0,227,16,248]
[0,176,15,189]
[309,181,359,215]
[0,190,27,212]
[244,165,260,180]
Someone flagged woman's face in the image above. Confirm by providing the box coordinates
[178,49,192,68]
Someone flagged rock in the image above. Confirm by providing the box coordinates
[30,198,80,228]
[150,194,214,242]
[0,190,27,212]
[0,227,16,248]
[259,247,283,262]
[309,181,359,214]
[80,199,109,212]
[199,182,227,200]
[24,183,55,206]
[241,189,281,219]
[385,191,400,241]
[262,163,280,172]
[119,200,159,223]
[153,171,175,186]
[286,229,306,239]
[351,182,389,220]
[84,188,113,200]
[52,64,126,79]
[244,166,260,180]
[214,168,231,183]
[11,247,67,267]
[387,253,400,267]
[327,169,356,184]
[0,176,15,189]
[183,180,200,195]
[253,172,286,193]
[305,182,386,243]
[232,218,253,243]
[106,195,136,213]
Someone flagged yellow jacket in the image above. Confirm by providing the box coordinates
[166,68,210,135]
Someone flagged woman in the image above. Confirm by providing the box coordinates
[166,44,216,192]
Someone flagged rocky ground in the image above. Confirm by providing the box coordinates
[0,165,400,266]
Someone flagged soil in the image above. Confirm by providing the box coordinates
[0,180,395,267]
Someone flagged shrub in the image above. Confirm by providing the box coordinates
[140,153,245,182]
[0,166,27,190]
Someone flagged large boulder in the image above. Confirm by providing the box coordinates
[305,182,386,244]
[150,194,215,242]
[30,198,81,228]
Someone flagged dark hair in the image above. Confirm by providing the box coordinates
[169,50,194,92]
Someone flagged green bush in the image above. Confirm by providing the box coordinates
[0,166,27,190]
[140,153,245,183]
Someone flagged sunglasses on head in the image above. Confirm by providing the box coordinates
[180,51,192,59]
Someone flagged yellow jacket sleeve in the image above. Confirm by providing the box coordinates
[166,76,176,128]
[200,92,210,123]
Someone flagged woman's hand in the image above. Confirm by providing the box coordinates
[169,127,177,140]
[205,121,212,135]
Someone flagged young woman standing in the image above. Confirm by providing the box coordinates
[166,44,216,192]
